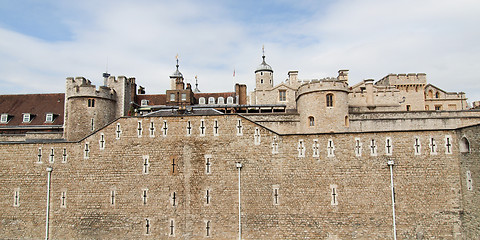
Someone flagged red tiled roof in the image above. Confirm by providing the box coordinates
[0,93,65,127]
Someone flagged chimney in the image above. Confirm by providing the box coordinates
[338,70,349,83]
[364,79,374,106]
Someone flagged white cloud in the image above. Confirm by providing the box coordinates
[0,0,479,102]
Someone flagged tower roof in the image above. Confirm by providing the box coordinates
[170,57,183,78]
[255,55,273,73]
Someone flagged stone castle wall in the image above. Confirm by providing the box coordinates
[1,115,478,239]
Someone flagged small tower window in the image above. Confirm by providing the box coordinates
[260,79,264,84]
[308,116,315,126]
[326,93,334,107]
[87,99,95,107]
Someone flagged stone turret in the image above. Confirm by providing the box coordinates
[255,52,274,91]
[296,79,349,133]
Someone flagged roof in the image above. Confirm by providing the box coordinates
[145,108,224,117]
[136,92,236,105]
[0,93,65,127]
[255,56,273,73]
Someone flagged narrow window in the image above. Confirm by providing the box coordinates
[429,137,437,155]
[170,157,177,175]
[466,171,473,191]
[91,118,94,131]
[236,119,243,136]
[370,139,377,156]
[62,148,67,163]
[460,137,470,153]
[312,139,320,157]
[137,121,143,137]
[260,79,263,84]
[330,184,338,206]
[298,139,305,157]
[116,123,122,139]
[84,143,90,159]
[37,147,42,163]
[143,155,149,174]
[186,120,192,136]
[205,155,212,174]
[205,189,211,205]
[111,190,116,205]
[169,219,175,236]
[435,105,442,111]
[49,148,54,163]
[271,136,279,154]
[227,96,234,104]
[87,98,95,107]
[149,122,155,137]
[272,185,280,205]
[99,133,105,150]
[344,115,349,127]
[406,105,411,111]
[254,127,261,145]
[414,137,421,155]
[61,191,67,208]
[445,135,452,154]
[13,188,20,207]
[354,138,362,157]
[327,139,335,157]
[142,189,148,205]
[213,119,219,136]
[278,90,286,101]
[205,220,211,237]
[170,93,175,102]
[145,219,150,235]
[435,92,440,98]
[199,119,206,136]
[181,93,187,101]
[171,192,177,207]
[326,93,334,107]
[385,137,392,155]
[162,120,168,137]
[208,97,215,105]
[308,116,315,127]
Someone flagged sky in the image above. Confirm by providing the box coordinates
[1,0,480,102]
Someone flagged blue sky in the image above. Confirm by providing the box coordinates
[1,0,480,103]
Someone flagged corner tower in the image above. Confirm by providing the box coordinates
[255,48,273,91]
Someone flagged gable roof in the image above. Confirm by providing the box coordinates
[0,93,65,127]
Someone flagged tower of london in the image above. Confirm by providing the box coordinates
[0,52,479,239]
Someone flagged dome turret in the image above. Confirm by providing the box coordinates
[255,55,273,73]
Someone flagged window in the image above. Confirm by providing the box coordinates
[435,105,442,111]
[141,99,149,106]
[226,96,234,104]
[181,93,187,101]
[330,184,338,206]
[279,90,286,102]
[217,97,225,104]
[22,113,31,123]
[254,127,261,145]
[460,137,470,153]
[344,116,349,127]
[45,113,54,122]
[260,79,264,84]
[13,188,20,207]
[87,99,95,107]
[61,191,67,208]
[435,92,440,98]
[297,139,305,157]
[425,105,430,111]
[326,93,334,107]
[170,93,175,101]
[327,139,335,157]
[428,90,433,98]
[272,185,280,205]
[308,116,315,126]
[205,155,212,174]
[0,114,8,123]
[199,97,206,105]
[406,105,411,111]
[208,97,215,104]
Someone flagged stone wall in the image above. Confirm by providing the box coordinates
[0,115,479,239]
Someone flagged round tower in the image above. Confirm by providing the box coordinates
[170,57,184,90]
[255,50,273,91]
[64,77,117,141]
[296,80,349,133]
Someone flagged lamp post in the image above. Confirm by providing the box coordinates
[45,167,53,240]
[236,162,243,240]
[387,160,397,240]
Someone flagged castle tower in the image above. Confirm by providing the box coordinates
[170,56,184,90]
[255,48,273,91]
[64,75,136,141]
[296,79,349,133]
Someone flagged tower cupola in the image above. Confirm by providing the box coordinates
[255,46,274,90]
[170,55,184,90]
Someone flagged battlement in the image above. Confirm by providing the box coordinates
[296,79,348,100]
[376,73,427,86]
[106,75,136,87]
[66,77,116,100]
